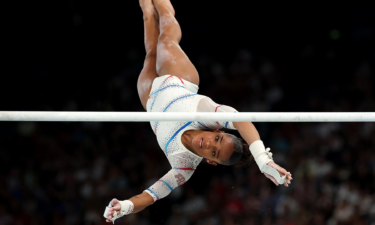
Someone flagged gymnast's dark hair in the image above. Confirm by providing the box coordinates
[222,134,253,167]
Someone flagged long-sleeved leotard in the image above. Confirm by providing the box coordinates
[144,75,238,203]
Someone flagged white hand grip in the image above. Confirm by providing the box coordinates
[103,206,111,219]
[262,165,287,184]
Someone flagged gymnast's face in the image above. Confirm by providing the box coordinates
[192,130,235,166]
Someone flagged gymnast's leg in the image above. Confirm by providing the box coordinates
[137,0,160,110]
[153,0,200,86]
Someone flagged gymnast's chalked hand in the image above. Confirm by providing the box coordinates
[264,161,292,187]
[106,198,121,223]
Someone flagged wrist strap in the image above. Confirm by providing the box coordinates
[119,200,134,215]
[249,140,273,172]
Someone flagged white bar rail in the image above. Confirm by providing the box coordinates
[0,112,374,122]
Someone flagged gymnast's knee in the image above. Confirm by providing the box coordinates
[158,32,181,46]
[145,49,157,59]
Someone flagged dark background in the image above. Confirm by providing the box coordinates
[1,1,374,224]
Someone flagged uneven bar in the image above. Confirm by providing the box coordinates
[0,111,374,122]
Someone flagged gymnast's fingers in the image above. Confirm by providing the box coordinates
[288,174,293,182]
[278,167,288,177]
[107,208,113,218]
[281,172,291,186]
[285,173,293,184]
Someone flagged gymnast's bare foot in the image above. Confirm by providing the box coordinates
[139,0,153,13]
[140,0,159,22]
[153,0,175,16]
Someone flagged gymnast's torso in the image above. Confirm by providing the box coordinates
[144,75,237,202]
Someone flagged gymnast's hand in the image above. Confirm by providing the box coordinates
[105,198,121,223]
[264,161,292,187]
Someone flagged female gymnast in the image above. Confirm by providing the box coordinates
[104,0,292,222]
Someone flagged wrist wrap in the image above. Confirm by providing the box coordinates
[249,140,273,172]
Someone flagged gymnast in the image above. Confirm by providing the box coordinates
[104,0,292,222]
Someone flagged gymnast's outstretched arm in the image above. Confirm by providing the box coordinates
[233,121,292,186]
[197,98,292,186]
[105,168,193,223]
[232,122,260,146]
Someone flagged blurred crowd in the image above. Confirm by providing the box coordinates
[0,43,374,225]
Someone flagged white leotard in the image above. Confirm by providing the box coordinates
[144,75,238,203]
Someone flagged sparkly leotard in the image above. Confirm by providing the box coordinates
[144,75,238,203]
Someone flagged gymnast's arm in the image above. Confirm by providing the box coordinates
[197,97,292,186]
[232,122,260,146]
[233,121,292,186]
[143,168,192,203]
[128,192,154,213]
[105,168,191,222]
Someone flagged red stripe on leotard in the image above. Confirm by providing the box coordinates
[175,167,196,171]
[176,76,184,84]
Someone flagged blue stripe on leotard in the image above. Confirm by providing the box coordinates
[163,94,197,112]
[146,188,159,200]
[158,180,173,191]
[150,85,185,96]
[165,122,192,154]
[198,122,209,129]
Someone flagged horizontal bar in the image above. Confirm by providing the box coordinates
[0,111,374,122]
